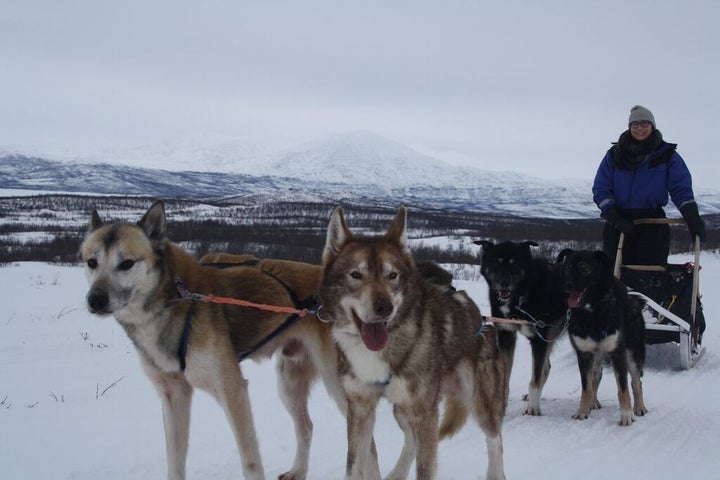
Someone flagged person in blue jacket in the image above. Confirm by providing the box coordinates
[593,105,706,266]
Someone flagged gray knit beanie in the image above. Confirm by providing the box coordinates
[628,105,655,127]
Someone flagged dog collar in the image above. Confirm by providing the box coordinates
[373,374,393,389]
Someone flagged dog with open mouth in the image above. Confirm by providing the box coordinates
[559,248,648,426]
[475,240,568,416]
[321,207,509,480]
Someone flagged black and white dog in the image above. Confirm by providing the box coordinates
[475,240,568,415]
[559,249,648,426]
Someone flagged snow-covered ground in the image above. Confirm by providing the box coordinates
[1,253,718,479]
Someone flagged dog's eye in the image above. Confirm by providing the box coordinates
[86,258,98,269]
[388,272,398,280]
[118,259,135,271]
[350,271,362,280]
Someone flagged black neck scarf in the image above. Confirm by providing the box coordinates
[613,129,664,170]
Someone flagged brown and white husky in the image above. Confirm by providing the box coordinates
[318,206,509,480]
[80,201,343,480]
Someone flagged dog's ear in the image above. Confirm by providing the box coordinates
[556,248,574,263]
[90,210,103,231]
[385,206,408,250]
[138,201,167,241]
[323,206,352,264]
[518,241,538,260]
[473,240,494,249]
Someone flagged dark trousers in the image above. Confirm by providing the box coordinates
[603,208,670,267]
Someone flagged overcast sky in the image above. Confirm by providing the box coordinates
[1,0,718,185]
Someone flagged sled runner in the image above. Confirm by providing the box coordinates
[613,218,706,370]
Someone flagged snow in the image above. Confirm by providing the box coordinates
[1,253,719,480]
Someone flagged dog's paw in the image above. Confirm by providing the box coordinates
[618,410,636,426]
[524,405,542,416]
[591,398,602,410]
[572,410,590,420]
[279,465,311,480]
[278,471,307,480]
[634,404,648,416]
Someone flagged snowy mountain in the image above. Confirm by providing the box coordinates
[3,131,720,218]
[0,155,593,218]
[269,130,488,188]
[0,133,273,174]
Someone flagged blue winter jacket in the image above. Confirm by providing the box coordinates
[592,141,696,214]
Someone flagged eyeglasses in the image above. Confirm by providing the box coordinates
[630,121,652,129]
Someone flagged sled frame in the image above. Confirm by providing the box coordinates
[613,218,705,370]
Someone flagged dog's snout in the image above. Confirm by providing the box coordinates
[374,297,393,318]
[87,289,109,313]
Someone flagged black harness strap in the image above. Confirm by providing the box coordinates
[179,307,192,371]
[174,261,320,370]
[236,313,304,362]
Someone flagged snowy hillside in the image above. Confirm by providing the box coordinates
[1,251,718,479]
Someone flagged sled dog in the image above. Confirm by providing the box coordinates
[320,207,508,480]
[80,201,340,480]
[475,240,567,415]
[559,249,648,426]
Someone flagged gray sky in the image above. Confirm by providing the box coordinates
[1,0,718,185]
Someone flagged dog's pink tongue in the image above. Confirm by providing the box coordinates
[567,292,582,308]
[361,322,388,351]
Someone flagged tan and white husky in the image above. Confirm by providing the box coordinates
[318,206,509,480]
[80,201,340,480]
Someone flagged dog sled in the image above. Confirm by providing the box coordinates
[613,218,706,370]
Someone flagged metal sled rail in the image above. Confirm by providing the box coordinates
[614,219,704,370]
[627,291,691,331]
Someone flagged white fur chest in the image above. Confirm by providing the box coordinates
[571,332,619,353]
[333,326,392,391]
[496,300,522,333]
[499,301,512,318]
[116,308,181,373]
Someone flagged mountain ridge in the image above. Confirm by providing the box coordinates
[0,152,600,218]
[3,131,719,219]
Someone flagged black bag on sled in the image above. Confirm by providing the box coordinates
[620,263,706,345]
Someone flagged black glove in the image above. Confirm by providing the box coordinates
[679,202,707,242]
[601,205,634,236]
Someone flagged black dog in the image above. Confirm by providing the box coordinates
[475,240,568,415]
[559,249,647,426]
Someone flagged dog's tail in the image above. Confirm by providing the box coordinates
[439,395,468,440]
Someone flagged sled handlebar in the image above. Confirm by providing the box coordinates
[631,218,686,226]
[692,235,700,318]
